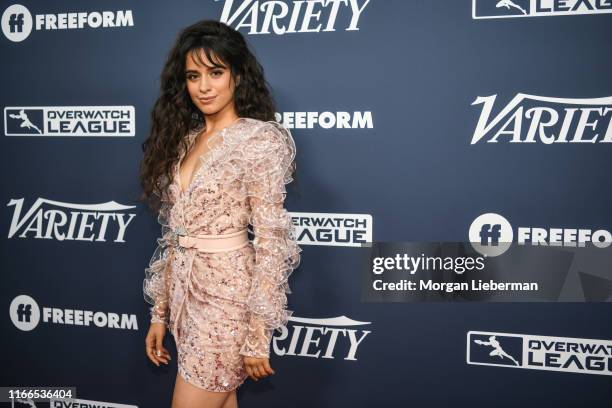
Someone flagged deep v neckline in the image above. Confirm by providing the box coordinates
[177,118,241,195]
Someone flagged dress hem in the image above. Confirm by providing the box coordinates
[178,367,247,393]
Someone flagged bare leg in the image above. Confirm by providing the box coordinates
[221,390,238,408]
[172,373,231,408]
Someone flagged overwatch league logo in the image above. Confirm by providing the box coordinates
[48,398,138,408]
[470,332,522,366]
[292,212,373,247]
[4,106,135,137]
[467,330,612,376]
[6,108,42,134]
[472,0,612,19]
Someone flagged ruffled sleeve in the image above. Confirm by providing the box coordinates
[142,186,176,326]
[239,121,302,358]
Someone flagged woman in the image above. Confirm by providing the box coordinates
[139,20,301,408]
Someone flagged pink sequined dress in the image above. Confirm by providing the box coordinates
[143,117,302,392]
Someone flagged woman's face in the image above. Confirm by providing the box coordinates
[185,49,239,117]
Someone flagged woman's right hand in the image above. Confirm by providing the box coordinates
[145,322,171,366]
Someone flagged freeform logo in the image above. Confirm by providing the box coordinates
[467,330,612,376]
[469,213,513,256]
[469,212,612,256]
[217,0,370,35]
[275,111,373,129]
[7,198,136,243]
[2,4,31,42]
[273,315,371,360]
[518,226,612,248]
[1,4,134,42]
[4,106,135,137]
[472,0,612,19]
[470,94,612,144]
[10,295,40,331]
[291,212,373,247]
[10,294,139,331]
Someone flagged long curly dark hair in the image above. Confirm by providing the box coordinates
[139,20,297,213]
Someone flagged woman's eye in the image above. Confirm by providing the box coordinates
[186,71,221,80]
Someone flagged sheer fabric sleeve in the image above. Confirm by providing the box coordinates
[142,189,175,326]
[239,122,302,358]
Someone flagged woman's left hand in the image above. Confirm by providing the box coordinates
[243,356,275,381]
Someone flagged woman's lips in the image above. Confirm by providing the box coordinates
[198,96,216,103]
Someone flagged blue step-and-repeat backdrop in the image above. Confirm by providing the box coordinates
[2,1,611,407]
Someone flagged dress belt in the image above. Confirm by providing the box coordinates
[177,228,250,253]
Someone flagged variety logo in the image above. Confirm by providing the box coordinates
[467,330,612,376]
[10,294,139,331]
[7,198,136,243]
[217,0,370,35]
[469,212,612,256]
[4,106,135,137]
[291,212,373,247]
[1,4,134,42]
[273,315,371,360]
[276,111,373,129]
[470,94,612,144]
[472,0,612,19]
